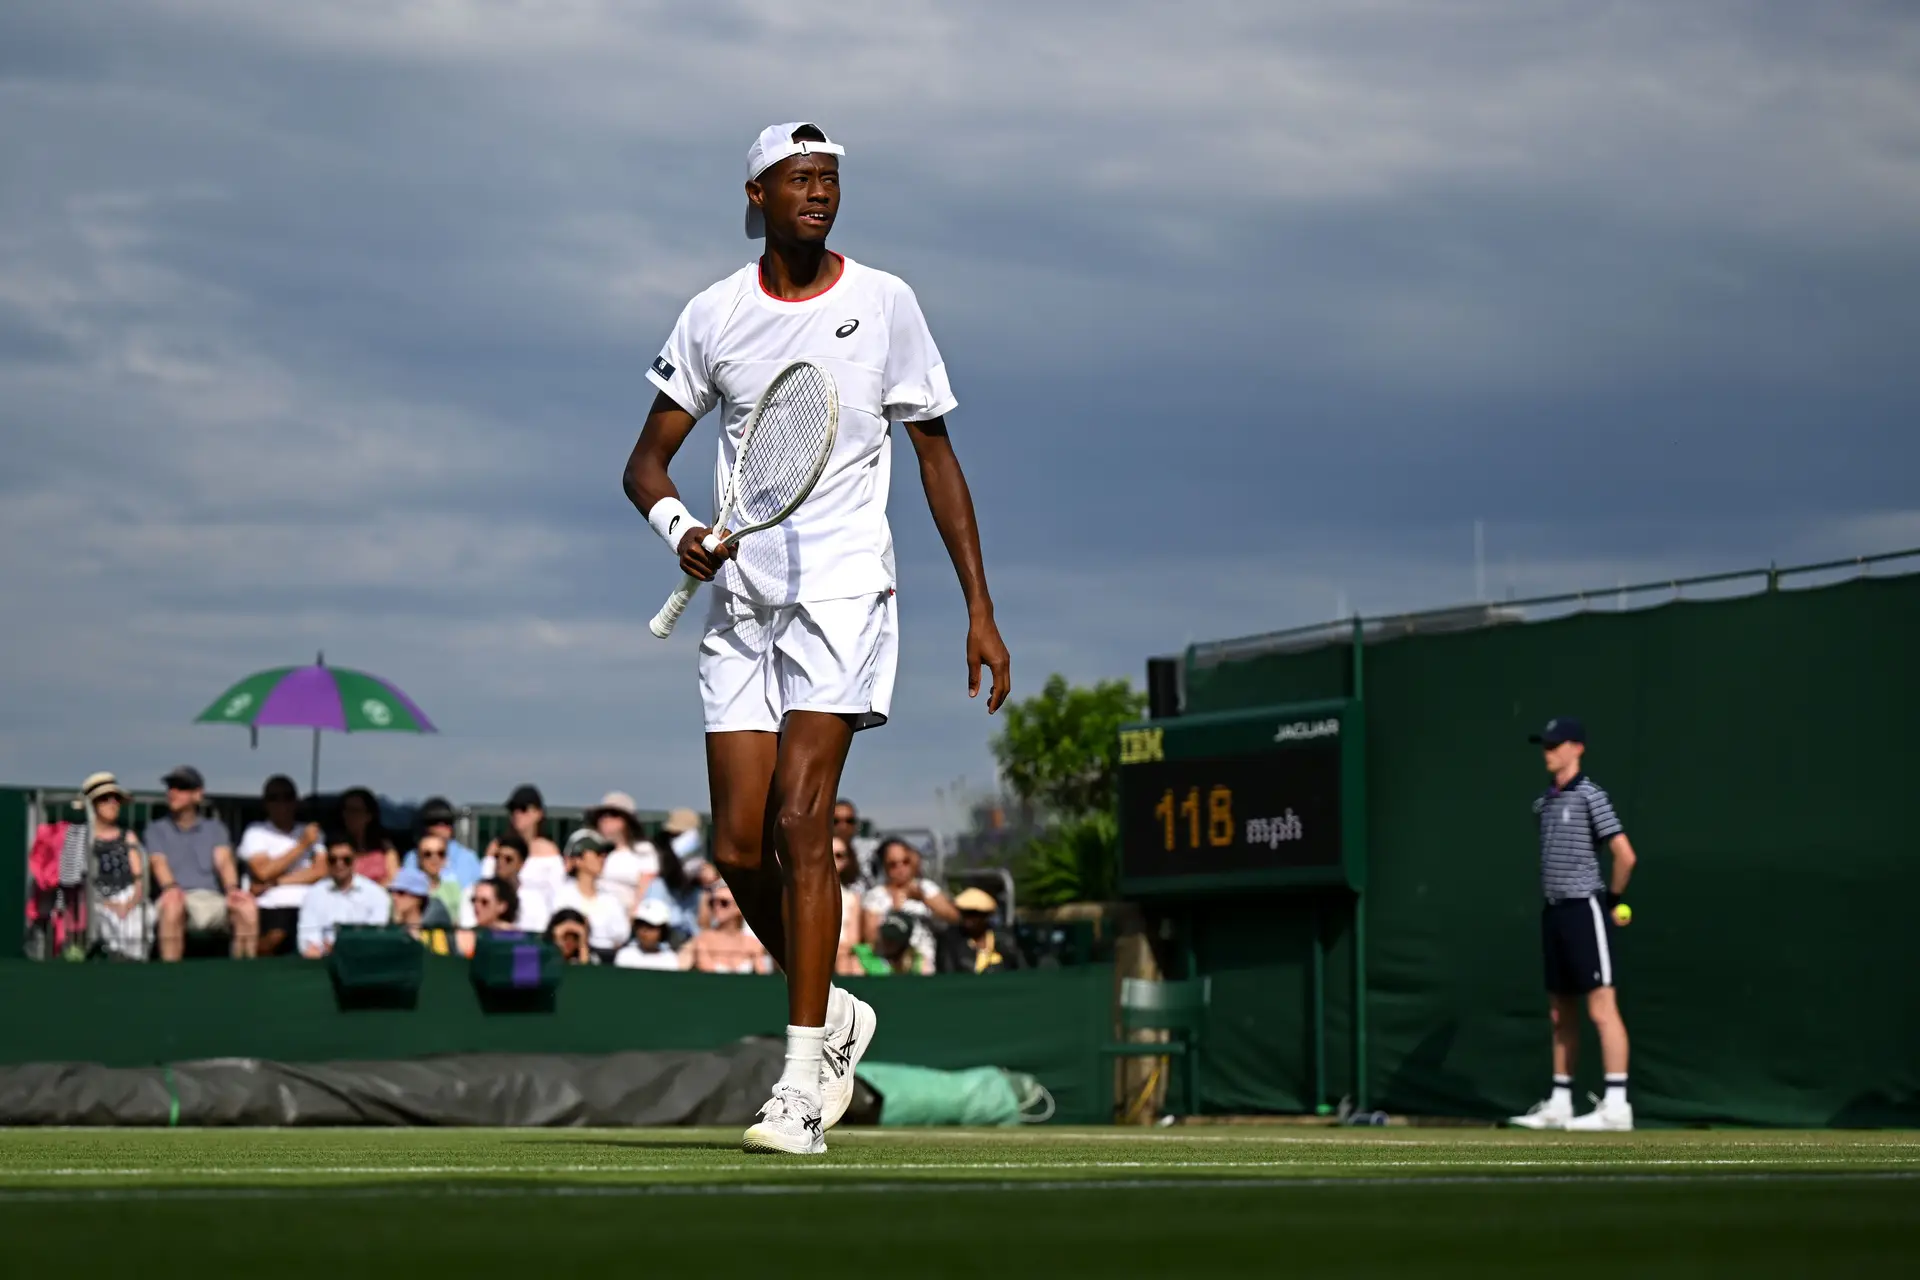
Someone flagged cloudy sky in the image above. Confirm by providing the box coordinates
[3,1,1917,829]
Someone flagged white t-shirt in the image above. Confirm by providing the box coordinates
[614,943,681,972]
[551,882,631,953]
[458,878,552,934]
[646,254,957,605]
[601,843,659,914]
[238,821,317,910]
[519,852,569,904]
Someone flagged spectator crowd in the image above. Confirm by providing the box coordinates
[32,771,1026,976]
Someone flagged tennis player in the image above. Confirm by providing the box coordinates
[623,122,1011,1155]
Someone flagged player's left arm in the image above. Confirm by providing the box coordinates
[903,416,1010,713]
[1606,834,1636,896]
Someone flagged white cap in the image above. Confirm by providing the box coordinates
[744,122,844,239]
[634,898,672,928]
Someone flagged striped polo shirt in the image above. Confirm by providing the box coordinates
[1533,773,1622,900]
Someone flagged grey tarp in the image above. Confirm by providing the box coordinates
[0,1039,881,1127]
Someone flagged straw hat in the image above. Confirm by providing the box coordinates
[81,772,129,805]
[954,887,1000,914]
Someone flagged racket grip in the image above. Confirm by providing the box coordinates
[649,574,703,639]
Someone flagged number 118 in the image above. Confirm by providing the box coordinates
[1153,785,1234,851]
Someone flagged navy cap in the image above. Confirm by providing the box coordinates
[163,764,205,790]
[1528,717,1586,747]
[506,784,544,811]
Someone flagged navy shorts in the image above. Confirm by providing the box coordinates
[1542,896,1615,995]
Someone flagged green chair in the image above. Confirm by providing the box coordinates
[469,929,564,1014]
[1099,976,1211,1120]
[328,925,425,1009]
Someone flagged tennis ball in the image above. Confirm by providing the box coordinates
[1614,903,1632,925]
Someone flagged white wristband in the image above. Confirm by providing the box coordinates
[647,497,697,553]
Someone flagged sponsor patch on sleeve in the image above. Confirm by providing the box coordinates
[650,355,676,381]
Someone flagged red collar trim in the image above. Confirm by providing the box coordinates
[757,252,845,303]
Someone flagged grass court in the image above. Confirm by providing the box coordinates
[0,1126,1914,1276]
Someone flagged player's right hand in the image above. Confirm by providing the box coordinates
[677,526,735,582]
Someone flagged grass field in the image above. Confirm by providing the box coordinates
[1,1127,1914,1277]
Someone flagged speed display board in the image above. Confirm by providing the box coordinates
[1117,698,1364,896]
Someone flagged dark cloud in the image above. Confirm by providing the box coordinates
[2,0,1916,822]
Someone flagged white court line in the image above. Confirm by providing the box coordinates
[4,1154,1916,1179]
[0,1169,1915,1204]
[11,1126,1917,1151]
[833,1130,1920,1149]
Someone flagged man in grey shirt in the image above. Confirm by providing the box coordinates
[1509,719,1639,1132]
[144,765,257,959]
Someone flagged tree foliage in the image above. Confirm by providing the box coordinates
[990,674,1146,907]
[990,674,1148,820]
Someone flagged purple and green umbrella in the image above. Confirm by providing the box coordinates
[195,654,436,793]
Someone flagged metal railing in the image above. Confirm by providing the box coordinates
[1187,546,1920,670]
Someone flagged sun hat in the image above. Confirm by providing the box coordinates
[954,887,999,914]
[82,772,129,804]
[586,791,642,832]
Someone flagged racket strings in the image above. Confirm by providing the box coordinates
[731,369,835,528]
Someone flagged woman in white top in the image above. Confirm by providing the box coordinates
[549,830,631,958]
[585,790,659,914]
[860,837,958,974]
[506,784,569,905]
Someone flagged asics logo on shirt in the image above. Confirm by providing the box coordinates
[834,319,859,338]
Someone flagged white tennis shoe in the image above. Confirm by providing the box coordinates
[742,1082,826,1155]
[1508,1097,1573,1130]
[821,992,877,1130]
[1566,1099,1633,1132]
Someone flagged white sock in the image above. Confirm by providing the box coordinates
[826,985,852,1033]
[1604,1074,1628,1108]
[779,1024,826,1102]
[1550,1075,1572,1110]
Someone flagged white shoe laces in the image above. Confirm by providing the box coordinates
[761,1082,815,1124]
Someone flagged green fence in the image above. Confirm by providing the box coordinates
[0,958,1114,1123]
[1175,570,1920,1126]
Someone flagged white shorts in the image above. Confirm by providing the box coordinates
[699,589,897,734]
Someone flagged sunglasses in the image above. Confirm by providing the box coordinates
[326,855,355,866]
[508,803,536,813]
[709,896,736,908]
[265,794,296,804]
[474,896,497,909]
[419,848,446,860]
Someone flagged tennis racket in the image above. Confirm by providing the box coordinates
[648,359,840,638]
